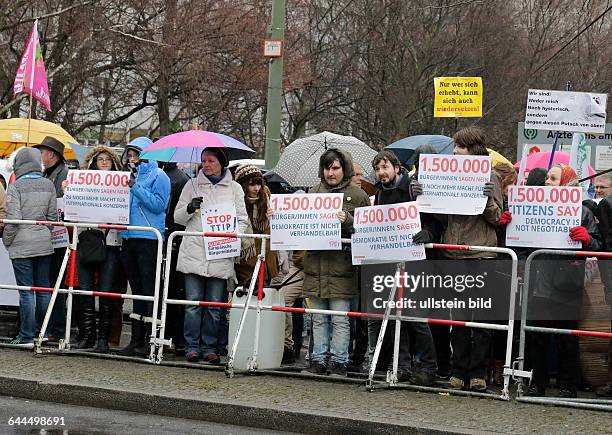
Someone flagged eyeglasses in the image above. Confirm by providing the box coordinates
[96,157,112,163]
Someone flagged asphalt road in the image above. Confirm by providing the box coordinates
[0,395,292,435]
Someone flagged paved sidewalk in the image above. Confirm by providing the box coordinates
[0,348,610,434]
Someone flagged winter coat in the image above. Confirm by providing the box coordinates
[374,168,443,246]
[43,160,68,198]
[174,169,249,280]
[303,148,371,299]
[2,148,57,259]
[122,160,171,241]
[529,206,602,305]
[440,171,503,259]
[77,146,124,247]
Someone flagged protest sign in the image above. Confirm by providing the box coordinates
[524,89,607,134]
[270,193,343,251]
[64,170,130,224]
[505,186,582,249]
[434,77,483,117]
[51,198,69,249]
[351,202,425,265]
[417,154,491,215]
[201,203,240,260]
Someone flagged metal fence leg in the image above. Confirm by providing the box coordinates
[516,255,534,396]
[35,246,71,355]
[248,238,267,372]
[62,246,78,351]
[155,235,176,364]
[226,256,262,378]
[388,265,405,386]
[501,254,518,400]
[148,235,165,362]
[366,262,402,391]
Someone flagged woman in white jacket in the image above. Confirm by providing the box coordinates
[174,147,248,363]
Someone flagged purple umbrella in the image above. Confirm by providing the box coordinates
[139,130,255,162]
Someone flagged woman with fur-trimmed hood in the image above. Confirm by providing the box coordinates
[72,146,123,353]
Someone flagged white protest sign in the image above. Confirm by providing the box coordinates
[417,154,491,215]
[64,170,130,224]
[525,89,607,134]
[51,198,69,249]
[351,202,425,265]
[201,203,240,260]
[505,186,582,249]
[270,193,343,251]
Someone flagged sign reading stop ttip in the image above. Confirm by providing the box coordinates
[201,203,240,260]
[270,193,343,251]
[505,185,582,249]
[417,154,492,215]
[64,170,130,224]
[351,202,425,265]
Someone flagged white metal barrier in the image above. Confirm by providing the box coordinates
[0,218,163,362]
[366,243,520,401]
[515,249,612,411]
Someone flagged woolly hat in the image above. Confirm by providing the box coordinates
[234,164,263,185]
[201,147,229,168]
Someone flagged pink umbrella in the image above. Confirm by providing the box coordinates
[513,151,596,177]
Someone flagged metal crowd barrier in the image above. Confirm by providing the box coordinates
[366,244,520,401]
[155,230,269,377]
[515,249,612,411]
[0,218,163,362]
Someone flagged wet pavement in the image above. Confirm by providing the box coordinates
[0,347,610,434]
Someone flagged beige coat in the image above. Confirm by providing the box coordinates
[174,169,249,280]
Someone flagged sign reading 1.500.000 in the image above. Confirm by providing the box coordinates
[270,193,343,251]
[351,202,425,265]
[64,170,131,224]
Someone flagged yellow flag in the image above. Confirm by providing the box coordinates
[434,77,483,117]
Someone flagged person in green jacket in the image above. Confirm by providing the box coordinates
[302,148,370,377]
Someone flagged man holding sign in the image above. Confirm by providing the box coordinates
[302,148,370,377]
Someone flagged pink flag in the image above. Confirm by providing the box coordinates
[13,20,52,112]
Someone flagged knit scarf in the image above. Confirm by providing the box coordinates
[240,194,269,260]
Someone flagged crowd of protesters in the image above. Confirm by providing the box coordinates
[1,126,612,400]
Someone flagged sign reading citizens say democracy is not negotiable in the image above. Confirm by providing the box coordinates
[201,203,240,260]
[270,193,343,251]
[64,170,130,224]
[524,89,607,134]
[434,77,483,117]
[417,154,491,215]
[505,186,581,249]
[351,202,425,265]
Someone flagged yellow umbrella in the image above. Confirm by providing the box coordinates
[0,118,78,160]
[487,148,512,168]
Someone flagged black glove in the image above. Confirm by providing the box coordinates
[412,229,433,244]
[128,163,138,188]
[483,182,495,198]
[411,181,423,197]
[187,197,203,214]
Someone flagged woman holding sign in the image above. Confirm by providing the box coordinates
[174,147,249,363]
[72,146,123,352]
[525,164,602,398]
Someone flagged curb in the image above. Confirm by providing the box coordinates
[0,375,467,434]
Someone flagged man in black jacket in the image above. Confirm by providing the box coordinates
[33,136,69,341]
[159,162,190,355]
[368,150,439,385]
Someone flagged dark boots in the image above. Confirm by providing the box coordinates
[92,300,112,353]
[74,297,96,349]
[116,319,147,356]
